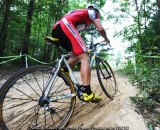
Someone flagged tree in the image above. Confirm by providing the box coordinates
[0,0,106,65]
[157,0,160,15]
[42,0,69,62]
[0,0,12,57]
[21,0,35,65]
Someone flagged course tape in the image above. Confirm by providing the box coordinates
[0,56,21,65]
[0,54,159,65]
[0,55,52,65]
[0,55,21,59]
[143,55,160,59]
[27,55,50,65]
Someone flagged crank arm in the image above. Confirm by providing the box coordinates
[49,93,76,102]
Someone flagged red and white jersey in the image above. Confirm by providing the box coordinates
[54,9,100,31]
[52,9,100,56]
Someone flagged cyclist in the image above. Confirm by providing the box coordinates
[52,4,110,102]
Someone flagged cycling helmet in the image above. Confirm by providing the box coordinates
[87,4,99,14]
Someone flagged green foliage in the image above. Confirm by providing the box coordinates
[112,0,160,111]
[0,0,106,65]
[122,61,160,103]
[119,60,134,75]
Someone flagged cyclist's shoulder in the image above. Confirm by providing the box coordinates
[68,9,88,14]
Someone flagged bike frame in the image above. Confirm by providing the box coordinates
[43,46,98,98]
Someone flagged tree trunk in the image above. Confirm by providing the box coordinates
[0,0,12,57]
[21,0,35,66]
[157,0,160,15]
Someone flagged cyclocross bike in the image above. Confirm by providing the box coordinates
[0,36,117,130]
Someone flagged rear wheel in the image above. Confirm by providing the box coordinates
[96,58,117,99]
[0,65,76,130]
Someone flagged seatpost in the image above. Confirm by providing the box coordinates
[55,45,62,59]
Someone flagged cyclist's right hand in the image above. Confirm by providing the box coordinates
[105,37,110,43]
[103,38,111,47]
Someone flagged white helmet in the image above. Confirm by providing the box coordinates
[87,4,99,14]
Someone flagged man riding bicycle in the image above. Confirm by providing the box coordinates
[52,4,110,102]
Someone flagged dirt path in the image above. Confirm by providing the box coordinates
[0,70,148,130]
[67,71,148,130]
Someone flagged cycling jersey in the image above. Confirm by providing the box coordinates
[52,9,100,56]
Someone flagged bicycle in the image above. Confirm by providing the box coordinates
[0,36,117,130]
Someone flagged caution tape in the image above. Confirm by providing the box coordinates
[0,55,22,59]
[27,55,50,65]
[0,55,22,65]
[143,55,160,59]
[0,54,54,66]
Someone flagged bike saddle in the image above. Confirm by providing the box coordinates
[45,36,59,45]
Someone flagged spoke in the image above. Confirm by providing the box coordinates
[53,106,69,113]
[23,79,41,97]
[35,105,43,128]
[43,75,59,95]
[50,81,65,97]
[28,106,41,129]
[32,72,43,93]
[50,88,70,97]
[41,71,51,94]
[43,112,57,129]
[5,104,38,123]
[51,104,71,114]
[55,111,62,120]
[44,109,47,128]
[15,107,40,130]
[49,114,56,128]
[6,96,38,101]
[3,100,36,111]
[13,87,35,100]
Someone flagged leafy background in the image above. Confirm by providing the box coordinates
[0,0,160,128]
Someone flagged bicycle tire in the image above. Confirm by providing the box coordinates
[0,65,76,130]
[96,58,117,99]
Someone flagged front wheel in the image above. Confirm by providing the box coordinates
[0,65,76,130]
[96,58,117,99]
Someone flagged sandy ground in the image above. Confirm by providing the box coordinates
[0,70,148,130]
[66,71,148,130]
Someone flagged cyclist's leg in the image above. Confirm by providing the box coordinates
[67,56,79,67]
[61,56,79,75]
[77,53,91,85]
[60,19,102,102]
[76,53,102,102]
[60,20,91,87]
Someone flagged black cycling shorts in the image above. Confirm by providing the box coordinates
[52,24,72,52]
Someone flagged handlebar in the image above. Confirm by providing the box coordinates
[88,41,114,53]
[91,40,111,47]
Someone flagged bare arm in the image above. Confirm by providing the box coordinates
[93,19,110,43]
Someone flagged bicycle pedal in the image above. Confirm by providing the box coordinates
[91,100,101,104]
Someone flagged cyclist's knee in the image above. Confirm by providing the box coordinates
[77,53,89,62]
